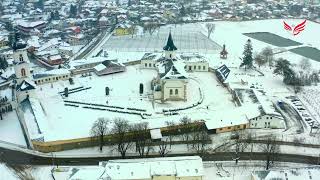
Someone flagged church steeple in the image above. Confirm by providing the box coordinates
[163,32,177,51]
[163,32,177,59]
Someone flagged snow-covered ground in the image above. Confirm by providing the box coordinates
[103,23,221,54]
[27,64,236,141]
[0,111,27,146]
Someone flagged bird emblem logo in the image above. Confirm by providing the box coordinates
[283,20,307,36]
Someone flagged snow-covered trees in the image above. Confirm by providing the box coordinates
[240,39,253,70]
[299,58,312,72]
[261,47,274,67]
[0,57,8,71]
[274,58,297,85]
[90,118,109,152]
[254,53,266,68]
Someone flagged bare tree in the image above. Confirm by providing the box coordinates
[179,116,191,148]
[233,130,252,164]
[261,47,274,67]
[299,58,312,72]
[259,136,280,170]
[131,122,152,157]
[190,124,210,155]
[165,120,176,148]
[129,24,137,38]
[206,23,215,38]
[158,137,170,157]
[111,118,133,158]
[90,118,109,152]
[254,53,267,68]
[143,22,159,35]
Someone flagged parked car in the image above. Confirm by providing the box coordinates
[305,118,313,121]
[297,108,305,110]
[302,114,310,117]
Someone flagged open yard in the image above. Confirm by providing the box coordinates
[27,65,235,141]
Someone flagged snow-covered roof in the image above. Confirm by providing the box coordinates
[159,60,188,80]
[253,89,281,117]
[252,166,320,180]
[16,80,36,92]
[69,167,105,180]
[100,156,203,179]
[93,64,106,72]
[150,128,162,139]
[33,68,70,79]
[204,105,256,130]
[17,20,46,28]
[69,57,107,69]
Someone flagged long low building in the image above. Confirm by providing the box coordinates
[33,68,71,85]
[68,156,204,180]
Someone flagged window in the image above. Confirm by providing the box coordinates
[21,68,26,77]
[56,77,58,80]
[198,66,201,70]
[270,117,272,119]
[19,54,23,61]
[175,89,178,95]
[189,66,192,71]
[237,125,240,128]
[145,63,147,67]
[255,123,257,127]
[243,125,246,128]
[153,64,155,67]
[227,127,231,129]
[194,66,196,70]
[203,66,206,70]
[170,89,173,95]
[149,63,151,67]
[266,117,269,119]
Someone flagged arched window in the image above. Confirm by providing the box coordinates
[170,89,173,95]
[175,89,178,95]
[21,68,26,77]
[19,54,23,62]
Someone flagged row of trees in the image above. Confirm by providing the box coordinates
[90,116,211,158]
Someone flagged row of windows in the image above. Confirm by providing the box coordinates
[186,65,206,71]
[144,63,155,67]
[34,75,69,84]
[253,116,273,120]
[169,89,179,95]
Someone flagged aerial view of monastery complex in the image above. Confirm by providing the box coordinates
[1,0,320,179]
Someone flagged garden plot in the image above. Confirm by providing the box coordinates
[31,65,233,141]
[289,46,320,62]
[103,23,221,54]
[243,32,302,47]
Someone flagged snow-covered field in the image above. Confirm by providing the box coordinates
[103,23,221,54]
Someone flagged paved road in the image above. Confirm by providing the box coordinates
[0,146,318,166]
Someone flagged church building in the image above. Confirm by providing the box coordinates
[151,32,188,102]
[13,40,36,103]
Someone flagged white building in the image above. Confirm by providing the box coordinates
[68,156,204,180]
[13,43,36,103]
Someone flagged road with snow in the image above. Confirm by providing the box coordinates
[0,146,319,166]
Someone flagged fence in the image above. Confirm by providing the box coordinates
[32,122,206,153]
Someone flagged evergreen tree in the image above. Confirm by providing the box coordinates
[274,58,297,85]
[240,39,253,70]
